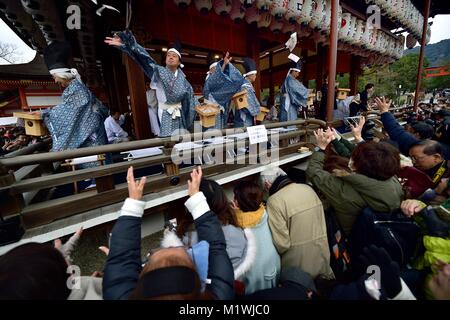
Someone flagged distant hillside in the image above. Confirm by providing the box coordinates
[403,38,450,67]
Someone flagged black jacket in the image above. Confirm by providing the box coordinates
[103,200,234,300]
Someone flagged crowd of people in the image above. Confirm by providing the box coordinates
[1,92,449,299]
[0,126,38,156]
[1,24,450,301]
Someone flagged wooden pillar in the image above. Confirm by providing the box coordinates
[301,48,309,84]
[247,24,261,100]
[316,44,325,90]
[18,87,28,110]
[326,0,339,124]
[350,56,361,95]
[124,54,152,140]
[269,52,274,106]
[413,0,431,111]
[100,45,119,112]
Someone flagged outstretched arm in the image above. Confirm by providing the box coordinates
[105,30,157,80]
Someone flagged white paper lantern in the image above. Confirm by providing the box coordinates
[351,19,364,45]
[256,0,271,12]
[309,0,325,30]
[230,0,246,23]
[240,0,254,8]
[270,0,288,20]
[245,4,261,24]
[285,1,303,24]
[195,0,213,15]
[269,18,284,33]
[298,0,313,25]
[321,0,331,33]
[257,12,272,28]
[338,12,351,42]
[214,0,232,16]
[174,0,192,9]
[425,27,431,44]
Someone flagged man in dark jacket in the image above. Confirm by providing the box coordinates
[103,166,234,300]
[376,97,450,200]
[359,83,374,112]
[376,97,450,160]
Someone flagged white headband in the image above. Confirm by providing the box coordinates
[209,62,218,70]
[167,48,181,59]
[50,68,81,81]
[243,70,257,78]
[289,68,301,73]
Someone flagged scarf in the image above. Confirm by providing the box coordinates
[269,175,294,196]
[234,204,265,229]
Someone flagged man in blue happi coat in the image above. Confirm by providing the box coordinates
[105,30,198,137]
[41,41,108,161]
[203,52,244,130]
[233,58,261,128]
[280,56,308,122]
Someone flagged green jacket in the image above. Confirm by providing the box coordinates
[306,151,404,235]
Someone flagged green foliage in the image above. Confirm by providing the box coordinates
[358,54,431,97]
[404,39,450,67]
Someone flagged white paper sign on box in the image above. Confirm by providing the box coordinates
[247,125,268,145]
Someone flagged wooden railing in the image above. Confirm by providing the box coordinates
[0,119,326,231]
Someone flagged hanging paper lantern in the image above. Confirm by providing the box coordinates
[240,0,254,8]
[338,12,350,42]
[269,18,284,33]
[270,0,289,20]
[320,0,331,33]
[174,0,192,9]
[214,0,232,16]
[298,0,312,25]
[245,4,261,24]
[425,27,431,44]
[285,0,303,24]
[405,33,416,49]
[256,0,271,12]
[351,19,364,45]
[282,21,296,35]
[195,0,213,15]
[230,0,246,23]
[309,0,325,30]
[257,12,272,28]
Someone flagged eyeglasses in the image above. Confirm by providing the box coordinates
[410,154,430,162]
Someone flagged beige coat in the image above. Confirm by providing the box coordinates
[267,183,334,279]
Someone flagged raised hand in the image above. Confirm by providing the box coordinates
[314,128,333,151]
[127,166,147,201]
[222,52,232,71]
[104,34,123,47]
[188,166,203,197]
[350,116,366,142]
[375,96,392,114]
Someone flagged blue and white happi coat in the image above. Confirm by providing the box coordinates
[117,30,197,137]
[41,79,108,158]
[203,61,244,130]
[280,74,308,122]
[234,80,260,128]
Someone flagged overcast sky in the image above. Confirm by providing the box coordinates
[1,13,450,65]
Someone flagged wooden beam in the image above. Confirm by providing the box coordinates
[124,54,152,139]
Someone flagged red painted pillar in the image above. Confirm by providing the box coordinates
[413,0,431,111]
[326,0,339,124]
